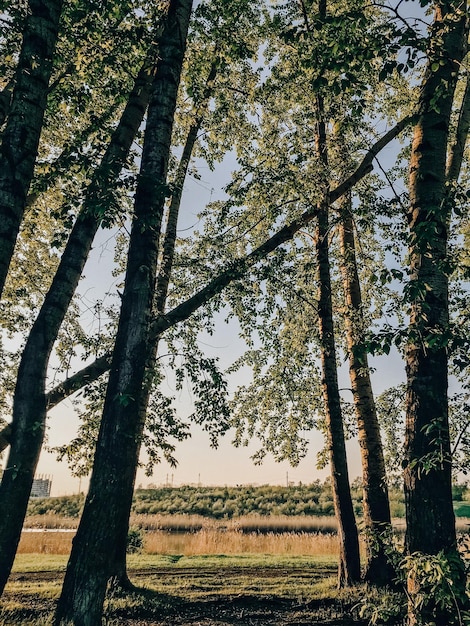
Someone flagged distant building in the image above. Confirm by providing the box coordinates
[30,475,52,498]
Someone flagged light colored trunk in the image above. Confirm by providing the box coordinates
[338,196,393,585]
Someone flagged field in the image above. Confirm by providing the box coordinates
[6,514,395,625]
[3,554,378,625]
[6,484,470,625]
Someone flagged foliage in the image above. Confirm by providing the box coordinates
[403,549,469,626]
[360,546,470,625]
[24,482,414,520]
[126,527,144,554]
[27,494,85,519]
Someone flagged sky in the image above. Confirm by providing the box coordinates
[1,99,411,498]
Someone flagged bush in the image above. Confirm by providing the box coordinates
[127,527,144,554]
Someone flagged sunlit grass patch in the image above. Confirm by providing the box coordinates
[12,554,68,572]
[143,529,340,557]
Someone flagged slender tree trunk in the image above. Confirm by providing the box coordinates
[404,1,467,622]
[0,59,153,597]
[316,199,361,586]
[0,0,64,297]
[338,195,393,586]
[54,3,193,623]
[110,56,218,591]
[314,83,361,586]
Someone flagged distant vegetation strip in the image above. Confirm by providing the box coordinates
[25,482,470,523]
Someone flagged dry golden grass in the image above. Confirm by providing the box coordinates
[16,516,470,557]
[23,514,77,529]
[143,529,340,557]
[17,528,340,557]
[17,531,74,555]
[129,513,339,533]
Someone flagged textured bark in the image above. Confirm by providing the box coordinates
[0,77,15,128]
[111,57,218,591]
[0,59,152,597]
[54,2,193,623]
[0,0,64,297]
[446,71,470,184]
[338,198,393,586]
[404,1,467,622]
[316,202,361,587]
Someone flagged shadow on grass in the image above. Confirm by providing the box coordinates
[105,583,371,625]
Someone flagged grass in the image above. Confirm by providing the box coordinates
[17,527,342,558]
[3,554,349,626]
[0,554,343,626]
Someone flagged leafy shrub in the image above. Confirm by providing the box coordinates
[127,527,144,554]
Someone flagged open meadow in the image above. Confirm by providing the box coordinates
[3,486,470,624]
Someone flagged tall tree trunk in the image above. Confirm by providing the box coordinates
[404,1,467,622]
[0,0,64,297]
[0,58,153,596]
[316,197,361,586]
[314,82,361,586]
[110,57,218,591]
[54,2,193,623]
[338,195,393,586]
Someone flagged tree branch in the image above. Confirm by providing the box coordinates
[447,71,470,183]
[39,115,413,410]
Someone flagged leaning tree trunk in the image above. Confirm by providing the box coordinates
[109,59,219,590]
[404,1,467,623]
[338,195,394,586]
[0,58,153,596]
[54,2,193,624]
[0,0,64,297]
[314,84,361,586]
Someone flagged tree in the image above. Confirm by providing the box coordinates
[403,0,468,621]
[307,0,360,586]
[337,192,394,585]
[54,1,194,622]
[0,0,64,297]
[0,50,155,594]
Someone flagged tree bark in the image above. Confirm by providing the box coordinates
[316,198,361,587]
[0,0,64,297]
[314,74,361,586]
[404,1,467,622]
[54,2,193,623]
[0,58,153,597]
[338,196,393,586]
[110,56,218,592]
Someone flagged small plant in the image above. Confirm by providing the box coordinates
[126,527,144,554]
[403,550,469,626]
[358,587,406,625]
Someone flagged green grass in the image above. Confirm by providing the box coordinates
[454,501,470,518]
[12,552,336,574]
[3,553,356,626]
[11,554,68,572]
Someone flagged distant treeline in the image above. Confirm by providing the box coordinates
[26,481,470,521]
